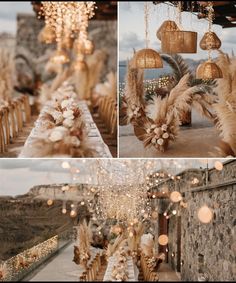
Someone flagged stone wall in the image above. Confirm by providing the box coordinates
[88,20,117,75]
[16,13,52,58]
[15,14,117,90]
[152,160,236,281]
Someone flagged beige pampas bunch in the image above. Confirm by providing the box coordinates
[0,48,14,103]
[106,233,127,258]
[127,222,145,253]
[75,220,92,267]
[86,49,108,91]
[213,51,236,156]
[95,71,117,99]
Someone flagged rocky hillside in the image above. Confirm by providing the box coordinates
[0,192,77,261]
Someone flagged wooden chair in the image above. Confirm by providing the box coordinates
[0,108,6,153]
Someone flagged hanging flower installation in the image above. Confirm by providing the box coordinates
[39,2,96,64]
[133,2,163,69]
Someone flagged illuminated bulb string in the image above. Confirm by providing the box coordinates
[144,2,150,49]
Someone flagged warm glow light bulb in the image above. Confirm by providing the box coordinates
[47,199,53,206]
[214,161,223,171]
[62,161,70,169]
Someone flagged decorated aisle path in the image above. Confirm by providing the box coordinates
[27,244,100,281]
[26,242,180,281]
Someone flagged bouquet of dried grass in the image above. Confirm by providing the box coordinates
[127,222,144,254]
[0,48,14,103]
[213,51,236,156]
[74,220,92,268]
[106,232,127,258]
[122,58,216,152]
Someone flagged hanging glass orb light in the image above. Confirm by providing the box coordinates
[200,31,221,50]
[156,20,179,41]
[196,60,223,80]
[133,48,163,69]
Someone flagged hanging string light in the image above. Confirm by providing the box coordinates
[133,2,163,69]
[39,2,96,64]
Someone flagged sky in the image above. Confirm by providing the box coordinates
[119,2,236,61]
[0,159,226,196]
[0,2,33,34]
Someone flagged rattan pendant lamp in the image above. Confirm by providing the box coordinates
[160,1,197,54]
[196,1,222,79]
[133,2,163,69]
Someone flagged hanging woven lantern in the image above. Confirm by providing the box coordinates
[161,31,197,54]
[156,20,179,41]
[133,48,163,69]
[196,60,223,79]
[200,31,221,50]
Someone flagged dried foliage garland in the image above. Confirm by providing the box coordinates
[121,57,216,152]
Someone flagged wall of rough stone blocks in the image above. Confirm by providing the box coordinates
[152,160,236,281]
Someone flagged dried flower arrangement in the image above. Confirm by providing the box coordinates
[212,51,236,157]
[0,48,14,104]
[121,57,216,152]
[111,247,129,281]
[21,82,97,157]
[73,220,92,268]
[127,222,144,260]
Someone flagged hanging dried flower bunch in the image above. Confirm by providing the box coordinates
[38,2,96,63]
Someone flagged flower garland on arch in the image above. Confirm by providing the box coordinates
[121,58,216,152]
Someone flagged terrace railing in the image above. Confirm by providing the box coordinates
[1,229,72,282]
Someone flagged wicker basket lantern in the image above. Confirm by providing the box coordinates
[196,60,223,80]
[156,20,180,41]
[161,30,197,54]
[133,48,163,69]
[200,31,221,50]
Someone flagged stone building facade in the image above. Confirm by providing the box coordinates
[151,160,235,281]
